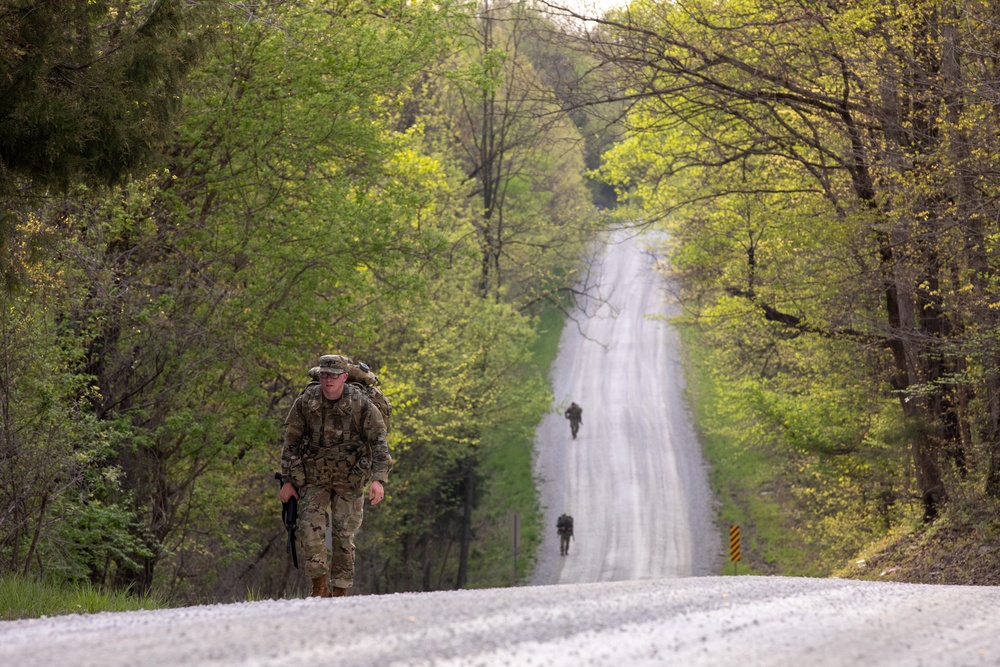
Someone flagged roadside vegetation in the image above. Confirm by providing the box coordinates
[584,0,1000,585]
[679,323,923,578]
[0,576,163,620]
[0,304,564,619]
[462,306,569,588]
[0,0,615,607]
[678,309,1000,585]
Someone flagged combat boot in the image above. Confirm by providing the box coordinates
[310,576,331,598]
[331,586,350,597]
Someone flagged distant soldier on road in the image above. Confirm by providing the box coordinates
[564,402,583,439]
[557,513,574,556]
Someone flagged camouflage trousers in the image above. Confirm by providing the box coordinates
[297,484,365,589]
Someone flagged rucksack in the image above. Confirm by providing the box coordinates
[356,380,392,433]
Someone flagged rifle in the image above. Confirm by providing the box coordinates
[274,472,299,569]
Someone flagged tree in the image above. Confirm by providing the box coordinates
[2,0,604,601]
[405,0,597,587]
[4,0,455,598]
[422,0,596,307]
[0,0,216,584]
[0,0,214,287]
[586,0,1000,520]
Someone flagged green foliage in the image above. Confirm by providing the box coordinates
[598,0,1000,551]
[0,575,163,620]
[465,419,544,587]
[0,0,601,603]
[0,0,214,192]
[329,1,602,593]
[37,415,158,586]
[353,289,552,590]
[34,0,464,602]
[418,0,599,306]
[463,304,566,586]
[0,242,152,585]
[679,320,917,576]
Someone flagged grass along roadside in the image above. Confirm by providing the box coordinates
[465,305,566,587]
[678,323,820,576]
[0,575,164,620]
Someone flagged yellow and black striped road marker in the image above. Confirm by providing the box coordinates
[729,525,741,574]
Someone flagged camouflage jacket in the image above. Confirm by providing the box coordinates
[281,383,390,489]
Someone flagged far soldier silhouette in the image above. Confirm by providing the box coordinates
[557,513,574,555]
[564,402,583,439]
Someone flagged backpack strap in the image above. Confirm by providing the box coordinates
[341,387,355,436]
[319,401,326,447]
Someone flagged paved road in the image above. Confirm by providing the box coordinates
[532,230,722,585]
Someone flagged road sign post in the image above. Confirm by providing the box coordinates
[729,525,741,575]
[512,512,520,585]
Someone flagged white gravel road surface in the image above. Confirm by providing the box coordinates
[531,229,721,585]
[3,577,1000,666]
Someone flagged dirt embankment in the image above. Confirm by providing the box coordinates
[840,506,1000,586]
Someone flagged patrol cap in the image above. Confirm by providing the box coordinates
[317,354,349,376]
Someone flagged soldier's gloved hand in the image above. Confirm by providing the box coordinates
[369,480,385,505]
[279,482,299,503]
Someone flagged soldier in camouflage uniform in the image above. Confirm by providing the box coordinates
[557,513,574,556]
[564,402,583,439]
[278,354,391,598]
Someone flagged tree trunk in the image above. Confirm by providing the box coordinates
[455,458,474,589]
[984,374,1000,497]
